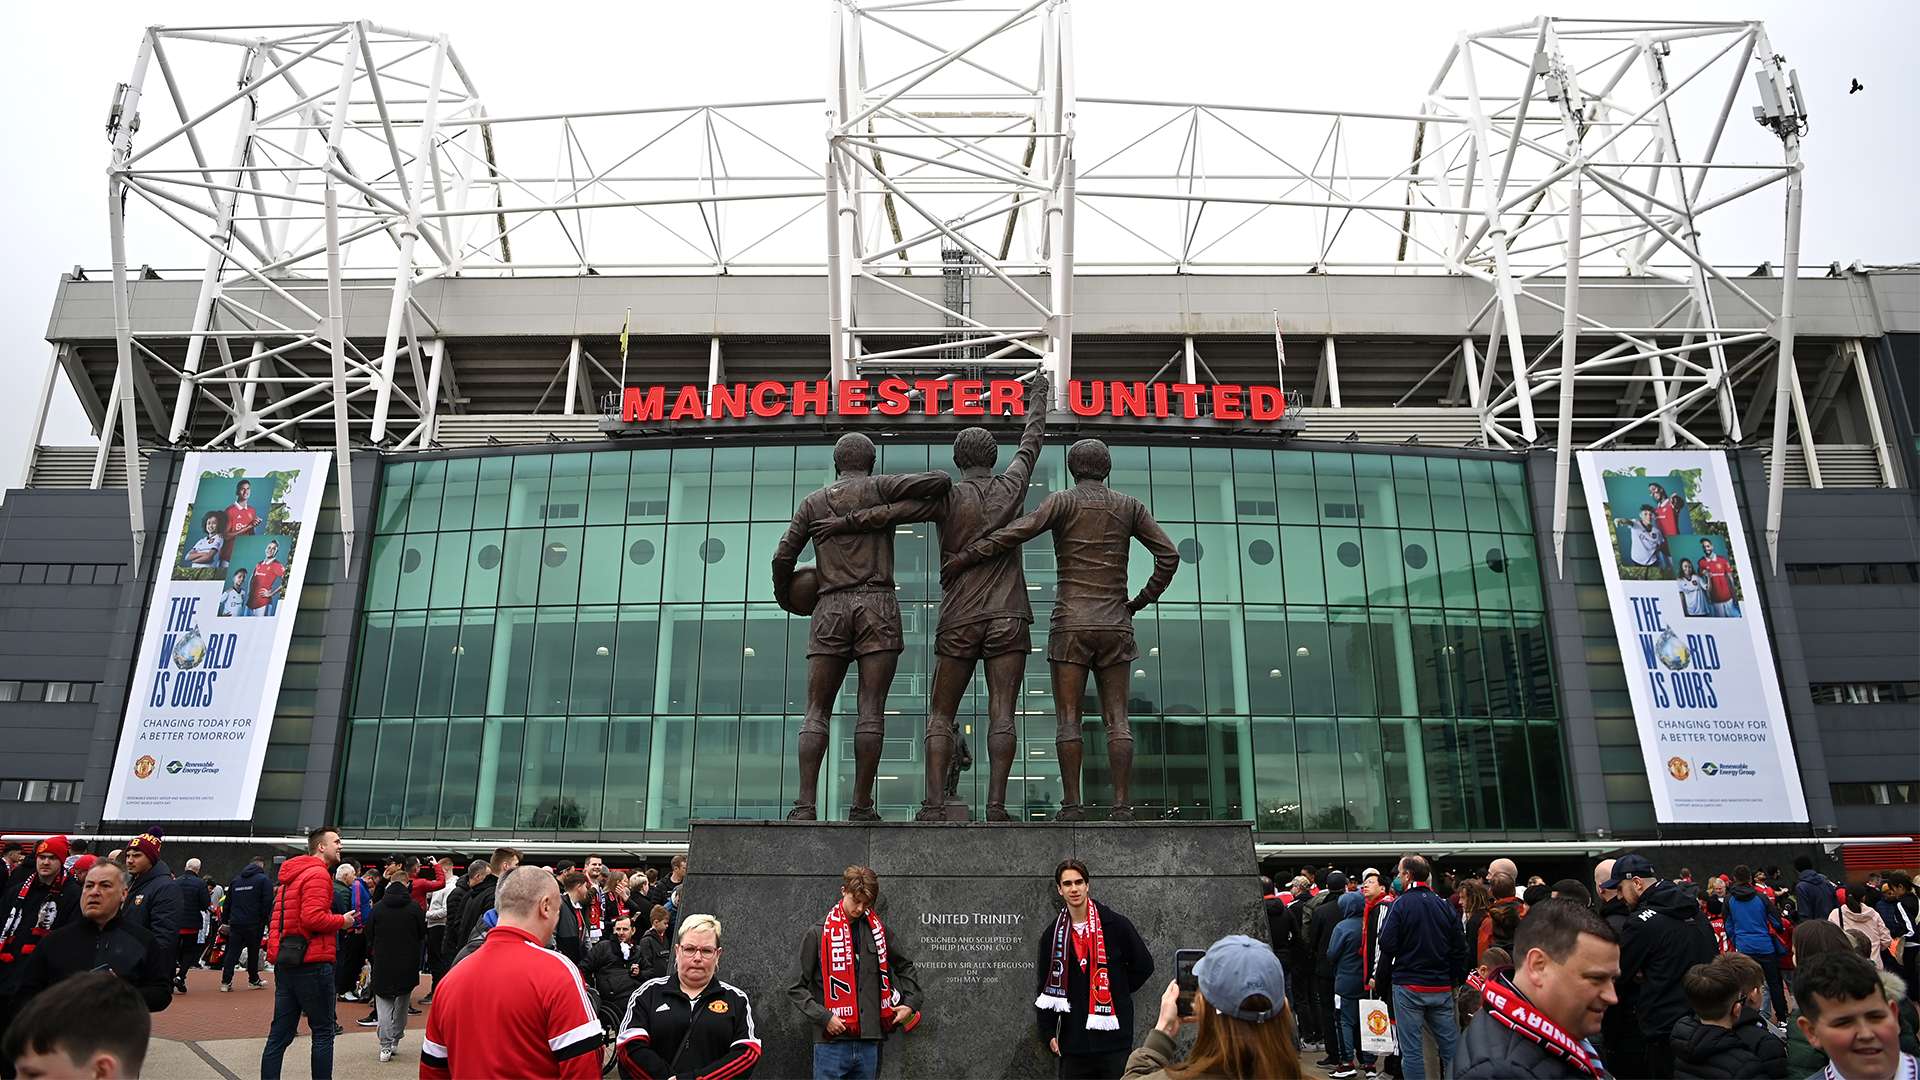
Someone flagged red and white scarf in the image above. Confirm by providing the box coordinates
[822,902,903,1035]
[1480,971,1609,1079]
[0,867,68,962]
[1824,1054,1918,1080]
[1037,903,1118,1031]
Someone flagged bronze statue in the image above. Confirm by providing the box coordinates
[941,439,1178,821]
[772,433,951,821]
[810,375,1050,821]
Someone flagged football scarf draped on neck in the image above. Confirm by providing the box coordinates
[822,902,902,1034]
[1037,902,1118,1030]
[1480,970,1607,1078]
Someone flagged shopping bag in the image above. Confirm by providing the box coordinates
[1359,997,1397,1055]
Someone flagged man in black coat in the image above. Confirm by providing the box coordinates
[172,858,211,991]
[583,914,646,1013]
[1285,873,1321,1046]
[554,871,590,966]
[1607,853,1720,1079]
[221,857,274,991]
[365,880,427,1062]
[13,861,172,1014]
[1027,860,1152,1080]
[121,829,184,981]
[449,848,518,956]
[1593,857,1644,1076]
[1304,870,1349,1066]
[0,835,85,1050]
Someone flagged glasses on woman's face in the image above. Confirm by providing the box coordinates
[678,945,720,958]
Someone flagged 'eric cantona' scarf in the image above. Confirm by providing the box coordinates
[1036,902,1118,1031]
[822,902,906,1035]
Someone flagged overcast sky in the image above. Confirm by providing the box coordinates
[3,0,1914,495]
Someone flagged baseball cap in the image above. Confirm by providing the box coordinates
[1193,935,1286,1023]
[1600,853,1655,890]
[1325,870,1349,891]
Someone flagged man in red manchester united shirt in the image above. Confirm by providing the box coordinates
[223,479,262,545]
[422,867,602,1079]
[1697,537,1742,618]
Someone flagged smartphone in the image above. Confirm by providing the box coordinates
[1174,948,1205,1017]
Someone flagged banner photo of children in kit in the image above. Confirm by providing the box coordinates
[108,452,330,822]
[1578,450,1804,825]
[172,474,276,579]
[1598,468,1743,618]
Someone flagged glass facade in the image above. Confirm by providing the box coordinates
[337,442,1572,838]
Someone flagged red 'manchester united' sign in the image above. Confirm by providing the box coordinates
[620,379,1287,423]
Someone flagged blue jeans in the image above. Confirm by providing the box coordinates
[261,961,337,1080]
[1393,986,1458,1080]
[813,1039,880,1080]
[1337,991,1361,1064]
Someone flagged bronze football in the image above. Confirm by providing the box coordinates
[788,564,820,615]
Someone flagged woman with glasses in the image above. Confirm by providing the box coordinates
[614,914,762,1080]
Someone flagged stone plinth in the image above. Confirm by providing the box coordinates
[681,820,1263,1080]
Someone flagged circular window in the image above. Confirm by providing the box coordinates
[1485,547,1507,574]
[401,548,422,574]
[475,544,502,570]
[543,542,570,568]
[1247,539,1274,566]
[628,539,656,566]
[1336,541,1361,567]
[1176,538,1203,564]
[700,538,728,564]
[1403,543,1429,570]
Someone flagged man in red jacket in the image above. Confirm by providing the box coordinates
[261,827,358,1080]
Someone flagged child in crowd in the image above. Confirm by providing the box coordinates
[1456,946,1511,1030]
[1670,952,1788,1078]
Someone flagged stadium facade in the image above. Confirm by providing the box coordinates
[1,12,1916,871]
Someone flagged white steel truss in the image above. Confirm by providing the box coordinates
[80,12,1880,578]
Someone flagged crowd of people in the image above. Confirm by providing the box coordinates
[1257,853,1920,1080]
[6,830,1920,1080]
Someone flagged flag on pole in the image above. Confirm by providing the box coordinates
[619,307,631,387]
[1273,310,1288,394]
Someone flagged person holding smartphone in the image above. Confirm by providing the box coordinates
[1036,860,1155,1080]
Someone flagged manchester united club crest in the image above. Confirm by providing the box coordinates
[708,999,729,1014]
[134,755,157,779]
[1667,756,1691,781]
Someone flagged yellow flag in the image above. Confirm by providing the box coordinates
[619,308,631,365]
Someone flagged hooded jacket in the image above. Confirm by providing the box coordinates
[1795,869,1840,922]
[1669,1007,1789,1079]
[1830,900,1895,958]
[367,881,427,998]
[1619,880,1721,1040]
[1723,884,1780,957]
[1326,891,1366,997]
[583,934,645,1005]
[126,859,185,947]
[266,855,351,966]
[224,863,273,929]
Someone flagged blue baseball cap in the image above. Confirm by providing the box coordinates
[1600,853,1656,890]
[1193,934,1286,1023]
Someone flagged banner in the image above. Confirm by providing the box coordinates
[104,452,331,821]
[1577,450,1807,823]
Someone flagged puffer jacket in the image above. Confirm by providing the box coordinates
[266,855,351,965]
[1669,1008,1788,1079]
[1455,989,1597,1079]
[1830,901,1895,958]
